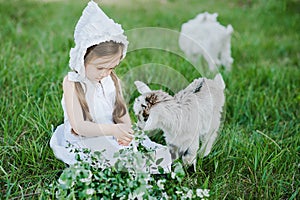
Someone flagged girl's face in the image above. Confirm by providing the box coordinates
[85,52,122,82]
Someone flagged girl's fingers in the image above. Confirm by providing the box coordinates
[128,128,134,135]
[124,132,134,139]
[121,133,133,142]
[118,139,130,146]
[122,136,132,142]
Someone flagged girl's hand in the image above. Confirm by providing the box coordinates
[117,139,131,146]
[114,124,134,144]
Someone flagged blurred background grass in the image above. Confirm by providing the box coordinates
[0,0,299,199]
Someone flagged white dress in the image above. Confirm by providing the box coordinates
[50,76,172,173]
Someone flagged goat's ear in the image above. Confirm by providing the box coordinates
[134,81,151,94]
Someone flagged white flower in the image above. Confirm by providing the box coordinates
[171,172,176,179]
[86,188,95,195]
[196,189,204,198]
[132,142,138,153]
[161,192,169,199]
[186,190,193,199]
[79,170,92,183]
[203,189,210,197]
[175,191,183,195]
[128,193,134,200]
[80,177,91,183]
[128,191,145,200]
[157,179,166,190]
[146,183,153,189]
[58,178,65,185]
[58,178,74,188]
[196,188,210,198]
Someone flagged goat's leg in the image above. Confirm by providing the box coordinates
[168,144,179,161]
[182,139,199,171]
[200,129,218,157]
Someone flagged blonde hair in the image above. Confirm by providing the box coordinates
[75,41,127,124]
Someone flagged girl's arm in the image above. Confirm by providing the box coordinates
[63,76,133,142]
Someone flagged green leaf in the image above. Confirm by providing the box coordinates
[158,166,165,174]
[156,158,164,165]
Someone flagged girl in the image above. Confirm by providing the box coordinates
[50,1,171,173]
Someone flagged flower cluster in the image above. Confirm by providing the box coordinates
[46,125,210,199]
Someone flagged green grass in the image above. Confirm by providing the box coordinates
[1,0,299,199]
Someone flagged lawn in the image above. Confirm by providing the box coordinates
[0,0,299,199]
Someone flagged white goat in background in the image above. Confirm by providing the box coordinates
[179,12,234,71]
[133,74,225,170]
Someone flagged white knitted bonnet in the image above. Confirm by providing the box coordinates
[68,0,128,82]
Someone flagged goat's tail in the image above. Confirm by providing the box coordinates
[214,73,225,89]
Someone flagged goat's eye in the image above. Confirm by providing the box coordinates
[141,104,146,109]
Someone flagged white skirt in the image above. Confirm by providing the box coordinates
[50,124,172,174]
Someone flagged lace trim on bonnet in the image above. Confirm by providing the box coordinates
[68,0,129,82]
